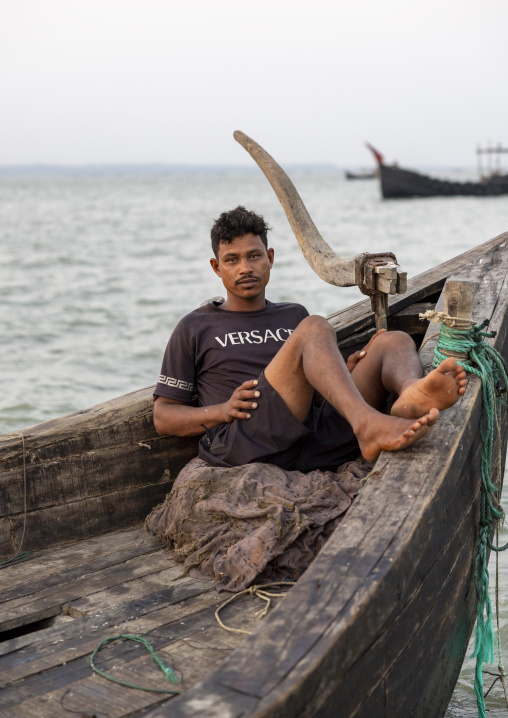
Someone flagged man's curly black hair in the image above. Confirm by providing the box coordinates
[211,206,271,258]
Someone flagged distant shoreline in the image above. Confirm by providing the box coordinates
[0,163,339,178]
[0,163,476,178]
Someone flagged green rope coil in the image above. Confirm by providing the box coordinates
[90,633,181,694]
[433,320,508,718]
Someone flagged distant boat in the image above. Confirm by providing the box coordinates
[367,143,508,198]
[345,169,377,180]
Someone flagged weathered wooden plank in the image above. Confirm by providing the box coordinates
[0,433,196,518]
[0,525,158,592]
[412,578,477,718]
[386,543,477,716]
[333,477,479,717]
[0,586,220,679]
[0,589,257,716]
[0,578,216,691]
[64,562,182,617]
[131,677,258,718]
[0,529,163,601]
[387,301,434,334]
[0,549,179,632]
[1,481,173,559]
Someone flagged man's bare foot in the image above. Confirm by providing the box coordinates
[356,408,440,462]
[390,358,467,420]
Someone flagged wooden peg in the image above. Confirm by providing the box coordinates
[440,277,475,360]
[444,277,475,319]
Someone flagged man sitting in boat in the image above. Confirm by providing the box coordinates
[152,206,467,471]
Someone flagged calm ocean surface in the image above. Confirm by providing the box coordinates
[1,168,508,714]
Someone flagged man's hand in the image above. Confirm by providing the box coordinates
[346,329,387,373]
[222,379,260,423]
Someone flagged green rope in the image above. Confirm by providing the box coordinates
[0,551,30,567]
[433,320,508,718]
[90,634,181,694]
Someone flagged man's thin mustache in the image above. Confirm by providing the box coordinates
[235,276,260,286]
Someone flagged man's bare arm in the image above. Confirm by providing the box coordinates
[153,379,261,437]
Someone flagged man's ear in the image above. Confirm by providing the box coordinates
[267,248,274,267]
[210,257,220,276]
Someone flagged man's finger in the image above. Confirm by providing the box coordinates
[236,399,258,410]
[235,389,261,400]
[233,409,252,419]
[346,350,366,372]
[363,328,387,350]
[240,379,259,389]
[348,328,387,371]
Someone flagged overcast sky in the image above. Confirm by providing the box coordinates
[1,0,507,167]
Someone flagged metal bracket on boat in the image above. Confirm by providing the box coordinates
[356,253,408,331]
[233,131,407,331]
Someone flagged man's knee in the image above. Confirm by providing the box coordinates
[373,329,417,354]
[295,314,335,339]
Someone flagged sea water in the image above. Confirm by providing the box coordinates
[1,168,508,714]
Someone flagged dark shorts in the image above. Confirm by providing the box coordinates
[198,372,359,473]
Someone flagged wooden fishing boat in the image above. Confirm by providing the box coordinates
[1,135,508,717]
[367,143,508,198]
[345,169,377,180]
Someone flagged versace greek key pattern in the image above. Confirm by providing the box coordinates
[158,374,194,392]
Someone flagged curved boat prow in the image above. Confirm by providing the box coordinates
[365,142,384,165]
[233,131,407,329]
[233,130,358,288]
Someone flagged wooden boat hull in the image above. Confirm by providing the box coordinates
[345,170,376,180]
[1,231,508,717]
[379,162,508,198]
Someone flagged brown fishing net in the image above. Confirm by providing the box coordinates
[145,457,372,592]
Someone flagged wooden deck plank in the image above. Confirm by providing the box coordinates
[0,585,219,681]
[0,549,178,632]
[1,592,258,717]
[0,576,215,659]
[64,561,183,617]
[0,528,163,601]
[0,525,157,592]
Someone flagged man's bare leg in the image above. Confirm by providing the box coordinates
[348,330,467,417]
[263,316,464,462]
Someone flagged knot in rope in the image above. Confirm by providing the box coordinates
[420,308,475,330]
[215,581,295,635]
[431,318,508,718]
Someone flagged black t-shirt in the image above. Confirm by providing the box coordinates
[154,300,309,407]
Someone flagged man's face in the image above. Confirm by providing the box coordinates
[210,233,274,302]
